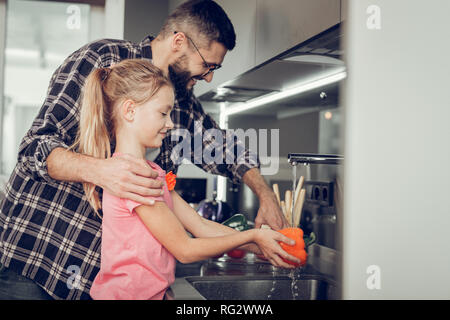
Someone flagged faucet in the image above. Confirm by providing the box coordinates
[288,153,344,166]
[287,153,343,251]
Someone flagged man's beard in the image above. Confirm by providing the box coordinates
[168,57,194,101]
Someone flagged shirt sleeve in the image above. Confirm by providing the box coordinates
[122,195,165,215]
[17,45,103,183]
[189,97,260,184]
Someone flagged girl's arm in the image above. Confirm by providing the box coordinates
[170,191,261,254]
[134,197,300,267]
[201,218,262,254]
[169,191,301,263]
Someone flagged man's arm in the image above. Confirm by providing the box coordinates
[242,168,289,230]
[17,41,164,203]
[18,44,98,184]
[185,98,288,230]
[47,148,163,205]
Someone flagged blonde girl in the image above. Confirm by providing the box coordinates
[72,59,300,300]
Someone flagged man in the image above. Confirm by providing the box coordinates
[0,0,287,299]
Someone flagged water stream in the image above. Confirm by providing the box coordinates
[266,162,306,299]
[288,268,300,299]
[291,164,297,227]
[266,268,302,300]
[267,279,276,299]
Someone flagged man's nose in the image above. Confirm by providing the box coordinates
[203,72,214,83]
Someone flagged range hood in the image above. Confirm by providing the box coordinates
[198,24,344,116]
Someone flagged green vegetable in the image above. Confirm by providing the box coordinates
[222,214,316,248]
[303,232,316,248]
[221,214,250,231]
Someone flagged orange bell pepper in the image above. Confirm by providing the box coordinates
[278,227,307,267]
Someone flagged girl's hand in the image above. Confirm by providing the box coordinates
[96,153,164,205]
[253,229,301,269]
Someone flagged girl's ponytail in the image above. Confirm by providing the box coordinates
[70,59,173,218]
[71,68,115,217]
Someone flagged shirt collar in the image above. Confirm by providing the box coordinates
[139,35,154,60]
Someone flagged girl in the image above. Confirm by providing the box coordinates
[73,59,300,300]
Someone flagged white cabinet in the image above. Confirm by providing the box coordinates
[341,0,348,21]
[195,0,341,97]
[255,0,340,65]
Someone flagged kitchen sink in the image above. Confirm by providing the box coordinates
[185,274,337,300]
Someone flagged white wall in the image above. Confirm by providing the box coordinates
[124,0,168,43]
[104,0,125,39]
[0,0,5,173]
[168,0,184,14]
[342,0,450,299]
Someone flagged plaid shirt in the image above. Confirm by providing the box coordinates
[0,36,259,299]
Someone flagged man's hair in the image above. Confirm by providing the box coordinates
[160,0,236,50]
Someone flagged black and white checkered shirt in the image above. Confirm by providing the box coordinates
[0,36,259,299]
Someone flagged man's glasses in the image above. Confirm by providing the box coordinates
[174,31,222,80]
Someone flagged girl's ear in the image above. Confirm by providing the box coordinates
[120,99,136,122]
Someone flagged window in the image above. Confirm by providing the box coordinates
[1,0,91,175]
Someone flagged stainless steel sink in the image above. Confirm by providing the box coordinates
[186,274,337,300]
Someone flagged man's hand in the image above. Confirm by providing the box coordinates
[95,153,164,205]
[242,168,289,230]
[254,191,289,230]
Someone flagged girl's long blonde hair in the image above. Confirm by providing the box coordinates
[70,59,173,217]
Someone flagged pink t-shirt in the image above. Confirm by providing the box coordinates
[90,153,176,300]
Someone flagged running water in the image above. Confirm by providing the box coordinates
[289,163,300,299]
[266,267,302,300]
[288,268,300,299]
[267,162,303,300]
[291,164,297,227]
[267,279,276,300]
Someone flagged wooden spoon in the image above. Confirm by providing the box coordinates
[294,176,305,208]
[285,190,293,227]
[293,188,306,228]
[272,183,281,206]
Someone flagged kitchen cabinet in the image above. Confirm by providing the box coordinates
[341,0,348,21]
[255,0,340,65]
[194,0,258,97]
[195,0,341,97]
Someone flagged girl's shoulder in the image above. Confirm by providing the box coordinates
[111,152,166,177]
[146,161,166,178]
